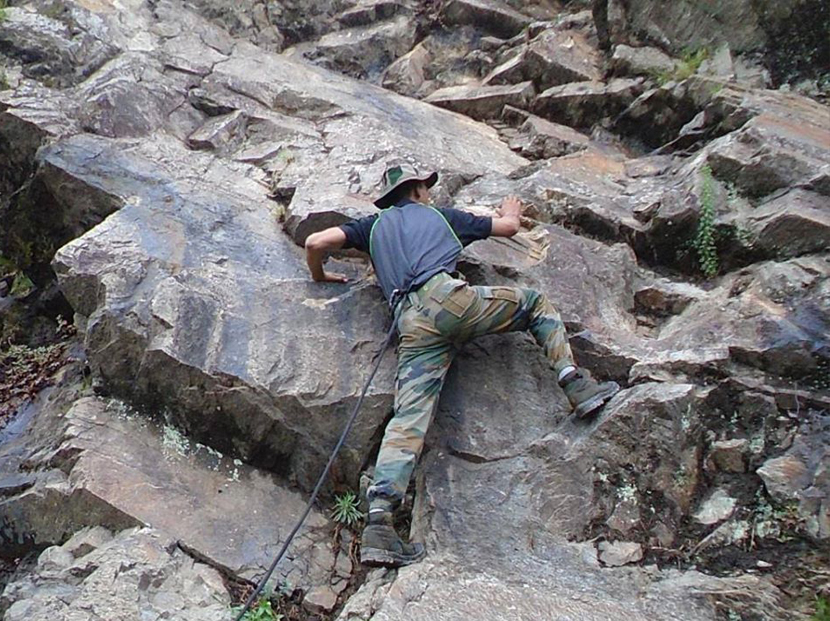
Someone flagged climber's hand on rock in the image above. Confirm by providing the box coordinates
[321,271,349,283]
[498,195,522,218]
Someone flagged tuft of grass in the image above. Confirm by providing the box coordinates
[653,47,710,85]
[814,596,830,621]
[331,491,363,527]
[691,164,719,278]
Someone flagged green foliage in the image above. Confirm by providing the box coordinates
[691,164,719,278]
[814,597,830,621]
[0,69,8,90]
[331,491,363,527]
[9,273,34,297]
[0,0,7,22]
[652,47,710,85]
[235,598,283,621]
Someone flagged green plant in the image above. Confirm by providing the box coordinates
[652,47,710,85]
[331,491,363,527]
[9,273,34,297]
[691,164,719,278]
[0,69,8,90]
[814,596,830,621]
[0,0,7,21]
[235,598,283,621]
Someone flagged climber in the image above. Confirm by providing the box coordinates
[304,164,620,568]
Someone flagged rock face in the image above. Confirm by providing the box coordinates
[1,0,828,620]
[4,397,343,587]
[1,527,231,621]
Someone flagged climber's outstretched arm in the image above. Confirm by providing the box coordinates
[305,227,349,283]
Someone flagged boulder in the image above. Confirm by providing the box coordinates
[337,0,411,27]
[0,527,230,621]
[380,41,431,97]
[634,279,703,317]
[507,113,591,158]
[705,110,830,199]
[694,489,737,525]
[485,30,602,91]
[534,79,644,129]
[0,397,345,591]
[296,14,418,78]
[755,414,830,539]
[439,0,532,38]
[706,439,748,474]
[598,541,644,566]
[0,6,119,88]
[186,110,248,154]
[745,189,830,258]
[640,258,830,380]
[425,81,535,120]
[611,44,677,78]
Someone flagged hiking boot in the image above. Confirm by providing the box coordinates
[360,511,425,568]
[560,368,620,419]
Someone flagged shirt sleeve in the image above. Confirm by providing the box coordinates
[438,208,492,246]
[339,214,378,253]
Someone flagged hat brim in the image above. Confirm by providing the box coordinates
[374,171,438,209]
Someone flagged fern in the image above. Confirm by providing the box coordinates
[692,164,719,278]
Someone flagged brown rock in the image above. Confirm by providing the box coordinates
[706,107,830,199]
[757,454,810,504]
[707,439,749,474]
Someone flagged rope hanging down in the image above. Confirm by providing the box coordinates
[234,304,402,621]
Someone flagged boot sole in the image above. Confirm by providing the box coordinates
[361,544,425,568]
[574,382,620,419]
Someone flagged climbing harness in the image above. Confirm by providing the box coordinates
[233,294,404,621]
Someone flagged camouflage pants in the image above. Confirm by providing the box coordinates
[367,272,574,503]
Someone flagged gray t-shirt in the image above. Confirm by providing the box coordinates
[340,199,492,301]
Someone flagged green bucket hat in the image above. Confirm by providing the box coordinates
[374,164,438,209]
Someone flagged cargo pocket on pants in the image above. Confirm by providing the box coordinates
[429,281,476,318]
[480,286,521,304]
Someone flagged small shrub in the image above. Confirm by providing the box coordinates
[235,598,283,621]
[331,491,363,527]
[691,164,719,278]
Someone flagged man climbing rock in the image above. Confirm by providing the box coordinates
[304,164,620,568]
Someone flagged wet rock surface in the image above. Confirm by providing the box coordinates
[0,1,828,620]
